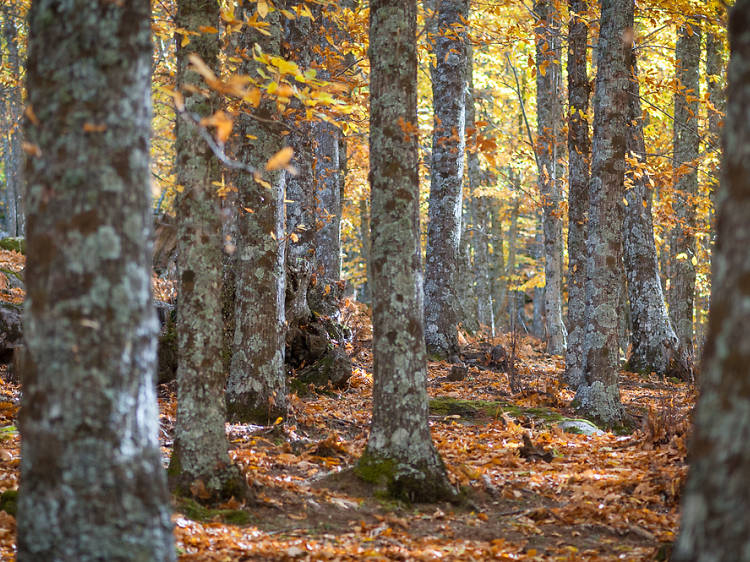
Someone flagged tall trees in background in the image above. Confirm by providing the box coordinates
[225,5,288,423]
[356,0,455,502]
[424,0,469,358]
[17,0,174,558]
[0,2,24,236]
[668,18,701,358]
[674,2,750,556]
[574,0,631,426]
[534,0,567,355]
[623,45,691,379]
[565,0,590,387]
[168,0,247,502]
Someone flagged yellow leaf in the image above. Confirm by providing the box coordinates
[290,232,299,243]
[273,416,283,426]
[83,122,107,133]
[243,207,255,214]
[22,142,42,157]
[267,81,278,95]
[188,54,217,84]
[245,87,261,108]
[181,34,190,47]
[198,25,218,33]
[257,0,269,18]
[265,146,294,171]
[622,197,628,207]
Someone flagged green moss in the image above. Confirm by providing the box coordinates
[176,497,252,526]
[354,453,397,487]
[0,238,25,254]
[0,489,17,516]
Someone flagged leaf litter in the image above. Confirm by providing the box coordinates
[0,264,691,560]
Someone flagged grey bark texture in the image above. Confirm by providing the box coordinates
[534,0,567,355]
[574,0,632,428]
[623,49,692,380]
[1,3,24,236]
[668,19,701,359]
[466,42,494,333]
[356,0,456,503]
[564,0,591,387]
[424,0,468,358]
[17,1,175,559]
[226,5,288,424]
[674,3,750,557]
[169,0,248,503]
[314,118,342,282]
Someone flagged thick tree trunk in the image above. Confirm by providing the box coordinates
[534,0,567,355]
[668,20,701,358]
[17,1,174,559]
[356,0,456,503]
[674,4,750,556]
[169,0,247,503]
[226,5,288,424]
[574,0,631,428]
[564,0,591,387]
[424,0,468,358]
[623,51,691,379]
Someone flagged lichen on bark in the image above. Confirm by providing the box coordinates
[225,5,288,424]
[358,0,456,503]
[574,0,632,428]
[424,0,468,358]
[17,1,174,559]
[169,0,249,504]
[674,4,750,557]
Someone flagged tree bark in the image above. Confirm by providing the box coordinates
[169,0,248,503]
[226,5,288,424]
[674,3,750,556]
[1,3,24,236]
[564,0,591,387]
[356,0,456,503]
[668,19,701,359]
[534,0,567,355]
[574,0,631,428]
[466,42,494,333]
[623,49,691,379]
[17,1,174,558]
[424,0,468,358]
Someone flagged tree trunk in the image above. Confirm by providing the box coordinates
[674,3,750,556]
[356,0,456,503]
[1,4,24,236]
[466,42,493,333]
[668,19,701,359]
[424,0,468,358]
[534,0,567,355]
[18,1,174,558]
[226,5,288,424]
[168,0,248,503]
[623,50,691,379]
[314,119,342,282]
[565,0,591,387]
[531,213,545,339]
[574,0,631,428]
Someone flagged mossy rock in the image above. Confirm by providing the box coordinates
[0,238,24,255]
[0,489,17,516]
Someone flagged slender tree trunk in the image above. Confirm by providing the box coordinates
[565,0,591,387]
[18,1,174,558]
[531,213,545,339]
[458,198,479,333]
[1,4,24,236]
[505,192,525,329]
[466,42,493,332]
[674,3,750,556]
[623,51,692,379]
[168,0,248,502]
[534,0,567,354]
[358,196,371,303]
[574,0,631,428]
[314,120,341,282]
[356,0,456,502]
[226,5,288,424]
[668,19,701,358]
[424,0,468,358]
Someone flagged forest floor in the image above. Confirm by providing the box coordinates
[0,251,693,560]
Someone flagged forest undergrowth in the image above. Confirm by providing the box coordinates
[0,251,693,560]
